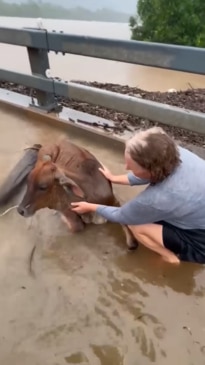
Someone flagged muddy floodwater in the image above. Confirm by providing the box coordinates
[1,17,205,92]
[0,108,205,365]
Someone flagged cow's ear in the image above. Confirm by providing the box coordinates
[55,169,84,198]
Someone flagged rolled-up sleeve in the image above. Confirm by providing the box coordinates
[127,172,150,186]
[96,198,170,225]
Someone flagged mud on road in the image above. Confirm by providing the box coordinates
[1,81,205,148]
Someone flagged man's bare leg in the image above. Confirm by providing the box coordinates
[128,223,180,264]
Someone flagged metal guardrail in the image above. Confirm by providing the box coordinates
[1,68,205,134]
[0,27,47,48]
[1,26,205,74]
[0,26,205,133]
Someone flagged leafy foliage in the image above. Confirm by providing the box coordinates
[129,0,205,47]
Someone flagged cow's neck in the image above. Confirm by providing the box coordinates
[48,185,82,214]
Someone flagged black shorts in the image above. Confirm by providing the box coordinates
[156,221,205,264]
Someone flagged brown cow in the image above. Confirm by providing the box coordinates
[0,137,138,250]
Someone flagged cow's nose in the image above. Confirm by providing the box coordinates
[17,206,25,216]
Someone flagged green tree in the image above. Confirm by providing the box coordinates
[129,0,205,47]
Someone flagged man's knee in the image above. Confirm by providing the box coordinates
[128,224,148,236]
[128,223,163,242]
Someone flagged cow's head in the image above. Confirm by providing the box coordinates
[17,154,84,217]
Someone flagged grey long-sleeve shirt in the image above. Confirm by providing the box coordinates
[96,146,205,229]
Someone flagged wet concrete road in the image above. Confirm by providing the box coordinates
[0,107,205,365]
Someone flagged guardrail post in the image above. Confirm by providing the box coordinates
[27,45,60,112]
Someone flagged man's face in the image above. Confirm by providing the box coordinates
[124,151,150,179]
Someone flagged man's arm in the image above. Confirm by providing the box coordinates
[96,197,170,225]
[111,174,131,185]
[99,166,149,186]
[110,172,149,186]
[127,172,150,186]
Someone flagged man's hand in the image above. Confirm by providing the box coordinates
[99,165,130,186]
[71,201,98,214]
[98,165,114,182]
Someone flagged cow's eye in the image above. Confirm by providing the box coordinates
[38,184,48,191]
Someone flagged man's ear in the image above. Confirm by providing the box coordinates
[55,168,84,198]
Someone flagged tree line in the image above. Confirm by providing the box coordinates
[130,0,205,47]
[0,0,130,22]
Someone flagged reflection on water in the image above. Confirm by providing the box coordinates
[65,352,89,363]
[115,250,204,295]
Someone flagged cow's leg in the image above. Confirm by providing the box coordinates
[80,212,107,225]
[80,212,93,224]
[81,211,107,225]
[121,224,139,251]
[112,196,139,250]
[61,210,85,233]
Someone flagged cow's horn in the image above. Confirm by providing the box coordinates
[58,173,78,187]
[42,154,52,161]
[56,170,85,197]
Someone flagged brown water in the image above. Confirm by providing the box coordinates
[0,17,205,91]
[0,107,205,364]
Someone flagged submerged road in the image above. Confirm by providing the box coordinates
[0,106,204,365]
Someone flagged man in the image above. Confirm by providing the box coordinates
[71,126,205,265]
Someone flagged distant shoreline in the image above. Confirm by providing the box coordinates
[0,16,130,25]
[0,1,132,23]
